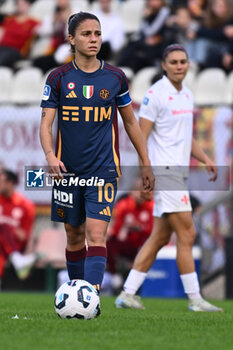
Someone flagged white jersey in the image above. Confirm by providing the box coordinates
[139,75,194,171]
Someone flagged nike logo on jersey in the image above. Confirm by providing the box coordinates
[66,90,77,98]
[99,206,111,216]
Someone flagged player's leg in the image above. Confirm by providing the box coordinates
[115,217,173,309]
[132,217,173,272]
[51,184,86,280]
[84,177,118,292]
[65,222,86,280]
[84,218,109,292]
[167,211,223,312]
[167,211,196,274]
[106,239,138,292]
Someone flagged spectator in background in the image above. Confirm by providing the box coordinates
[0,169,37,288]
[222,38,233,71]
[93,0,125,61]
[165,6,199,50]
[106,180,154,292]
[33,0,73,73]
[0,0,40,68]
[188,0,207,20]
[187,0,233,69]
[118,0,170,72]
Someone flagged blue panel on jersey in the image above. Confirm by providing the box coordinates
[116,90,131,107]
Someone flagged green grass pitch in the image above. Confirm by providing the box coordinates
[0,293,232,350]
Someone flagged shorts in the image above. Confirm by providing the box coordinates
[51,177,118,226]
[153,173,192,217]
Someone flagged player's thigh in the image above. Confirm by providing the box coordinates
[85,217,109,246]
[166,211,196,244]
[84,178,118,245]
[149,216,173,247]
[84,177,118,224]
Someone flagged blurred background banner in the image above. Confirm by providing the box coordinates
[0,106,51,204]
[0,105,232,203]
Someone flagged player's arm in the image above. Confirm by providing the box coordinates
[139,117,154,143]
[191,137,217,181]
[118,104,154,191]
[40,107,67,179]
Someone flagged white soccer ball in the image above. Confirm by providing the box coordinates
[54,279,100,320]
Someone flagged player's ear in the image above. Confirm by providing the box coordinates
[68,34,75,46]
[161,61,166,72]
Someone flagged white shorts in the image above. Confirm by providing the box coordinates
[153,173,192,217]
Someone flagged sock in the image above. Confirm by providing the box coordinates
[180,272,201,300]
[124,269,147,295]
[84,246,107,292]
[66,247,86,280]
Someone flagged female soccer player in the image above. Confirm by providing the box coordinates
[115,44,223,312]
[40,12,154,299]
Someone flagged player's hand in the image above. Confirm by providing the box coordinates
[205,159,218,182]
[141,166,155,192]
[46,152,67,179]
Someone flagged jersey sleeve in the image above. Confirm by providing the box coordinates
[40,71,60,108]
[139,88,161,123]
[116,70,132,108]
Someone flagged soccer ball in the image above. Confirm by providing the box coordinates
[54,279,100,320]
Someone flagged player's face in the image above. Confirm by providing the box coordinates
[162,50,189,86]
[69,19,102,58]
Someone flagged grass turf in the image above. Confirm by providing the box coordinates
[0,293,232,350]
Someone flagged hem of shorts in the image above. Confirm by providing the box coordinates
[153,207,192,218]
[86,214,111,223]
[51,216,85,226]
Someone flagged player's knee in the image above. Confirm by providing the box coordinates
[65,224,85,246]
[86,229,105,246]
[178,227,196,247]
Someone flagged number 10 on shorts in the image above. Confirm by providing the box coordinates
[98,183,114,203]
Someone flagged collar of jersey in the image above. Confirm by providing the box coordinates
[72,59,104,76]
[162,75,186,95]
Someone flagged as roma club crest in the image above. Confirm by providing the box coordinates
[83,85,94,99]
[57,208,65,218]
[99,89,110,100]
